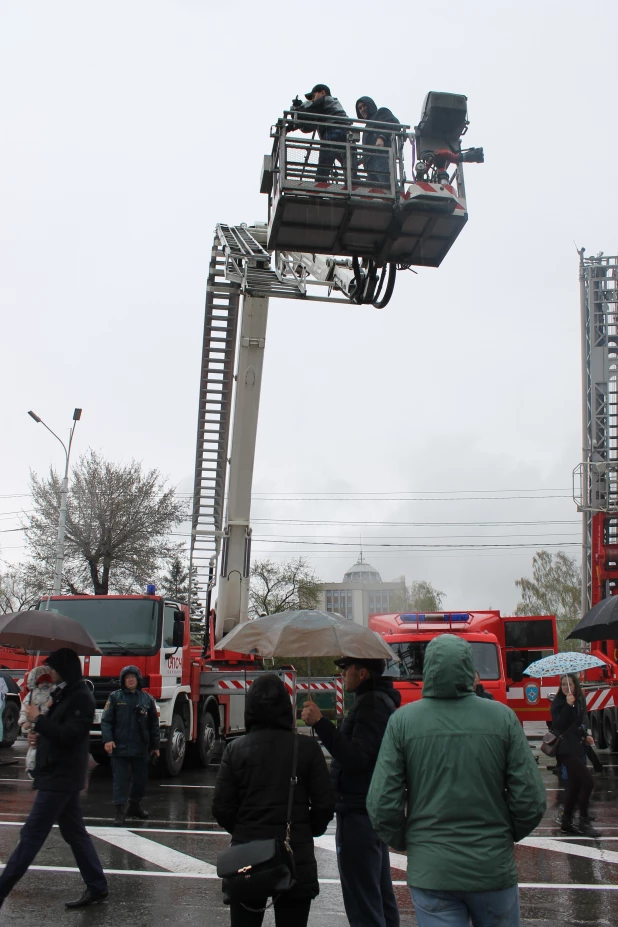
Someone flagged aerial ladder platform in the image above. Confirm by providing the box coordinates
[190,91,484,639]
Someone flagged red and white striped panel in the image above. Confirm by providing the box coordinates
[216,679,248,690]
[296,682,336,691]
[335,676,344,717]
[585,687,617,712]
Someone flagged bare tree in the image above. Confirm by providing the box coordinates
[250,557,322,617]
[0,563,48,613]
[25,450,186,596]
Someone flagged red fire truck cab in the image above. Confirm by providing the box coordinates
[369,610,559,723]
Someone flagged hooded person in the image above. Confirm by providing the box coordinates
[213,674,334,927]
[0,648,109,911]
[19,664,55,776]
[355,96,400,186]
[367,635,546,927]
[301,658,401,927]
[101,664,160,826]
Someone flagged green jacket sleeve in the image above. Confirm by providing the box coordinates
[505,712,546,841]
[366,713,407,852]
[100,692,116,744]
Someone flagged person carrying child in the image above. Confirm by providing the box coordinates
[19,665,54,778]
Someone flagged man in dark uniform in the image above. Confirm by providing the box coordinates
[0,648,108,910]
[291,83,350,183]
[302,658,400,927]
[101,665,160,826]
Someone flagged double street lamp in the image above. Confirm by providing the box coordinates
[27,408,82,595]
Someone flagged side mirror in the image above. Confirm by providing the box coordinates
[172,621,184,648]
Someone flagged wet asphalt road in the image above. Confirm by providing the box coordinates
[0,725,616,926]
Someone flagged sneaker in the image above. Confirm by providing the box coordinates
[560,817,582,835]
[579,817,602,838]
[126,801,149,820]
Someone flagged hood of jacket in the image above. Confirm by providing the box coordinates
[356,96,378,119]
[46,647,83,686]
[245,674,294,732]
[26,664,54,690]
[120,665,143,689]
[422,634,475,699]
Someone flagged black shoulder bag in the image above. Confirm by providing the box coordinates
[217,732,299,908]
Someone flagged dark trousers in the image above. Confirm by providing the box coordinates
[336,812,400,927]
[111,755,149,804]
[365,154,391,186]
[316,143,346,183]
[0,790,107,900]
[561,754,593,818]
[229,895,311,927]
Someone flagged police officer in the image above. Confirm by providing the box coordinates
[101,666,160,826]
[302,658,401,927]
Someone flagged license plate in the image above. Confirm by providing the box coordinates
[94,709,103,724]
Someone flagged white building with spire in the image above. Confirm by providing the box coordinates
[318,555,406,627]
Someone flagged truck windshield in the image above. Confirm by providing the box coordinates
[36,599,159,654]
[387,640,500,681]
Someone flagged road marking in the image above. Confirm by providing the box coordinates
[159,784,215,789]
[314,834,407,870]
[88,827,217,875]
[522,836,618,865]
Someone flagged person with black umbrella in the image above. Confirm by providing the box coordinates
[0,648,109,910]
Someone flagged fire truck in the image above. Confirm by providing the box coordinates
[369,610,559,722]
[573,249,618,750]
[5,93,484,767]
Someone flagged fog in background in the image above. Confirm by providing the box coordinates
[2,0,617,611]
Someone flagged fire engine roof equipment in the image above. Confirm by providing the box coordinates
[0,610,101,656]
[216,610,398,661]
[523,652,606,678]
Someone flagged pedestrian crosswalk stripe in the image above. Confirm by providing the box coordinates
[88,827,217,875]
[522,836,618,865]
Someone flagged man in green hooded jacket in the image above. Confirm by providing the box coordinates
[367,634,546,927]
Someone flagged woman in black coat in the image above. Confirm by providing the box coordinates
[551,674,600,837]
[213,674,334,927]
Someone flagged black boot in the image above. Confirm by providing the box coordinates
[560,814,582,835]
[127,800,149,820]
[113,803,126,826]
[65,888,109,908]
[579,816,602,837]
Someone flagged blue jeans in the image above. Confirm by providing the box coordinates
[0,790,108,900]
[410,886,520,927]
[111,756,149,804]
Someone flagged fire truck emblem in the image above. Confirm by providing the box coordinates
[524,683,539,705]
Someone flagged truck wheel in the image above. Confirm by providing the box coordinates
[196,707,219,767]
[162,713,186,776]
[603,712,617,753]
[0,700,19,747]
[591,712,606,749]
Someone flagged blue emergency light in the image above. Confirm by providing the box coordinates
[146,583,156,595]
[400,613,470,623]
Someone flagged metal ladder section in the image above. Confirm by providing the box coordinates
[216,223,303,299]
[190,236,240,608]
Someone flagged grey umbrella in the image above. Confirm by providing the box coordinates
[217,610,398,663]
[0,611,101,656]
[567,597,618,644]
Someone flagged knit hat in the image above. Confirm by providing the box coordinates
[46,648,83,685]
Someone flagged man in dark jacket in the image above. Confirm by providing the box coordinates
[302,658,401,927]
[213,674,333,926]
[0,648,108,910]
[355,96,400,186]
[291,83,350,183]
[101,665,160,826]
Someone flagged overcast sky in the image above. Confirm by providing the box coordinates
[2,0,617,613]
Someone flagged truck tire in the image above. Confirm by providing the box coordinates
[603,712,617,753]
[162,712,187,777]
[0,700,19,748]
[195,706,219,768]
[591,712,607,749]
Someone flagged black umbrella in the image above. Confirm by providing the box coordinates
[567,597,618,643]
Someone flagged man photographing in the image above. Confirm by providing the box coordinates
[290,83,349,183]
[302,657,400,927]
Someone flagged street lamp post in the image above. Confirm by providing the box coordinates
[28,408,82,595]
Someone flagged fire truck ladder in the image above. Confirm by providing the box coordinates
[189,237,241,612]
[574,250,618,612]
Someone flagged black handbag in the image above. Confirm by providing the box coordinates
[540,730,562,758]
[217,732,299,908]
